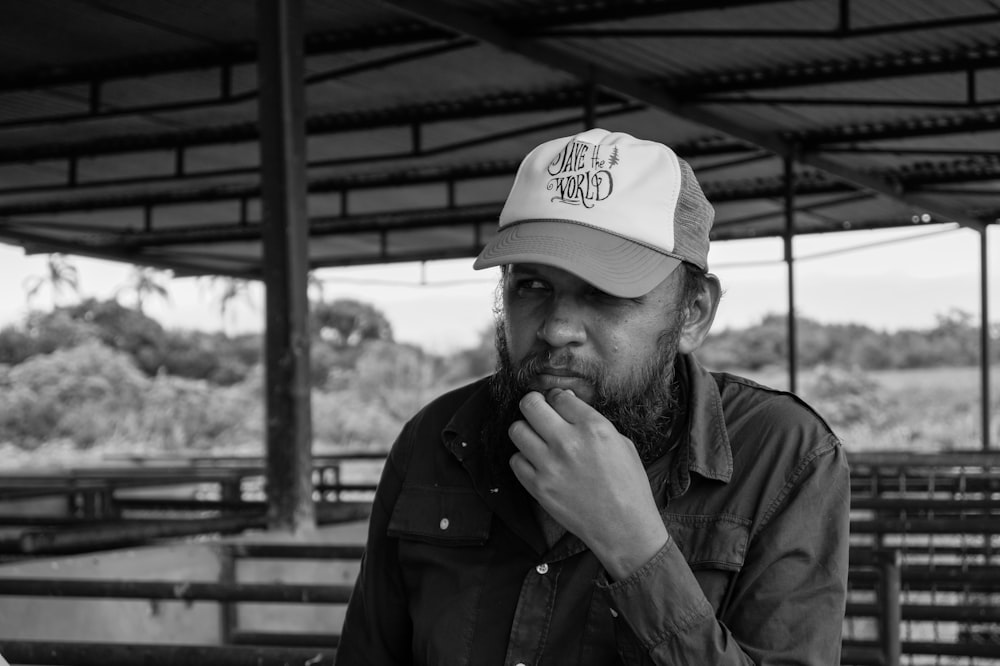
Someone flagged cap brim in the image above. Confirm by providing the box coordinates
[473,220,682,298]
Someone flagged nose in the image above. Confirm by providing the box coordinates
[536,295,586,348]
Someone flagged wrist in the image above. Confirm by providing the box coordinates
[595,523,670,581]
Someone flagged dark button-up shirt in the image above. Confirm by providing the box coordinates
[337,354,850,665]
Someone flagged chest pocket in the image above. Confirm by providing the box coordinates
[387,485,492,547]
[664,513,750,569]
[663,513,750,612]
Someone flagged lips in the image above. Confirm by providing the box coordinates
[530,368,593,396]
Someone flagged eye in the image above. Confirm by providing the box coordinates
[515,278,549,294]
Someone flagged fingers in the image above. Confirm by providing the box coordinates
[508,451,537,487]
[509,411,551,470]
[518,388,604,441]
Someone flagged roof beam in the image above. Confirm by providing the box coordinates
[541,11,1000,40]
[383,0,987,232]
[0,1,787,93]
[0,86,612,163]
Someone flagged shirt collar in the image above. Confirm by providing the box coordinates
[679,353,733,484]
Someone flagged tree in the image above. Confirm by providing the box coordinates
[201,276,256,333]
[443,324,497,384]
[59,298,168,375]
[23,253,80,309]
[116,266,172,314]
[311,298,393,347]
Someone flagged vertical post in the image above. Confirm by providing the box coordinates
[877,549,902,666]
[218,545,237,644]
[981,227,992,450]
[783,155,798,394]
[584,66,597,130]
[256,0,315,531]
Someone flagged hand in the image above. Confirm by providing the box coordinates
[509,388,669,580]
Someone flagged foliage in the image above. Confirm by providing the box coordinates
[698,310,1000,372]
[312,340,448,448]
[0,309,96,365]
[311,298,393,347]
[799,365,894,429]
[116,267,172,314]
[58,298,170,375]
[131,372,261,450]
[0,341,148,448]
[0,296,997,459]
[159,330,260,385]
[0,340,260,451]
[441,324,497,384]
[22,253,80,308]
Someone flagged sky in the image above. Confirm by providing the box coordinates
[0,223,996,354]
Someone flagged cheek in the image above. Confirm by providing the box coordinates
[501,306,536,363]
[599,317,668,370]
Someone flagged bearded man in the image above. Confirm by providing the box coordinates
[336,129,850,665]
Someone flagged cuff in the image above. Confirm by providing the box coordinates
[596,537,715,651]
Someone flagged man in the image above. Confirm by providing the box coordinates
[336,128,850,665]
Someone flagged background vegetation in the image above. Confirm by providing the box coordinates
[0,294,997,466]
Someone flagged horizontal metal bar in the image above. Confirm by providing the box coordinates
[229,631,339,648]
[901,640,1000,659]
[0,577,353,603]
[225,543,366,560]
[839,642,886,666]
[0,640,335,666]
[847,602,1000,623]
[313,483,378,493]
[851,518,1000,534]
[15,515,265,554]
[851,497,1000,511]
[849,565,1000,588]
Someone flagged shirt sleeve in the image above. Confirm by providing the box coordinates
[599,435,850,665]
[335,432,413,666]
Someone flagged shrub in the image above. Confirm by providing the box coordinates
[800,365,892,430]
[129,373,261,451]
[0,341,149,448]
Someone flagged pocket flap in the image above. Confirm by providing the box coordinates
[663,513,750,570]
[388,485,492,546]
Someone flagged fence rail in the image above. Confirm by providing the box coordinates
[1,449,998,665]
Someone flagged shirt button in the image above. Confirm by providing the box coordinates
[609,608,619,618]
[535,563,549,575]
[439,518,449,530]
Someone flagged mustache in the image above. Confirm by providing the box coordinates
[512,348,602,388]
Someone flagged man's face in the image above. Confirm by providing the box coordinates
[490,263,688,462]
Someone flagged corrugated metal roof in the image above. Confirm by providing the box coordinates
[0,0,995,276]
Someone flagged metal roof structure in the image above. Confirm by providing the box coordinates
[1,0,997,527]
[1,0,997,277]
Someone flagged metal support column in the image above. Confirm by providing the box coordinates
[981,226,992,450]
[584,67,597,129]
[256,0,315,531]
[783,155,798,394]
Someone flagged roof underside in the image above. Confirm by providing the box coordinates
[0,0,998,278]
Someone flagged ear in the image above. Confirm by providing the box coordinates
[677,273,721,354]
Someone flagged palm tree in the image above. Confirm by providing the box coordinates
[116,266,172,314]
[23,253,81,309]
[200,276,256,333]
[307,270,326,305]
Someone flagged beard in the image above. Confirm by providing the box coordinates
[482,314,684,484]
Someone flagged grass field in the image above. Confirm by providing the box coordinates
[735,364,1000,453]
